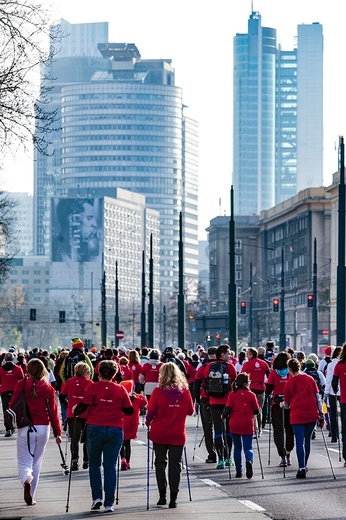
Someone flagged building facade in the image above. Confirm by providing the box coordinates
[7,192,33,256]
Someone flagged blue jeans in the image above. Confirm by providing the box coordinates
[86,425,123,507]
[230,433,253,473]
[292,422,315,469]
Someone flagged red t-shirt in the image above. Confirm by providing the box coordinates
[123,393,147,440]
[284,373,319,424]
[0,364,24,393]
[241,357,269,392]
[128,362,142,383]
[266,369,292,402]
[204,361,237,405]
[61,376,93,419]
[140,361,163,383]
[226,389,259,435]
[333,361,346,403]
[83,381,132,429]
[186,363,197,384]
[148,387,194,445]
[120,365,133,381]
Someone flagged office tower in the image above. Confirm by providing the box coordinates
[233,12,323,214]
[7,192,33,256]
[33,20,109,257]
[34,25,199,291]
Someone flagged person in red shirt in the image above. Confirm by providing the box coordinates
[241,347,270,437]
[60,361,93,471]
[0,352,24,436]
[74,360,133,513]
[266,351,294,467]
[9,358,62,506]
[128,349,143,393]
[283,357,323,478]
[222,373,259,478]
[146,362,194,509]
[332,342,346,467]
[119,356,133,381]
[139,349,162,400]
[204,344,237,469]
[119,380,147,470]
[194,346,218,463]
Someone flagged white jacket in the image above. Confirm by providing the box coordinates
[325,358,340,396]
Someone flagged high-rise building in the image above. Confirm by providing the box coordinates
[233,12,323,215]
[7,192,33,256]
[33,24,199,291]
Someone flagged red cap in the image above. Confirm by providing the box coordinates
[324,346,332,356]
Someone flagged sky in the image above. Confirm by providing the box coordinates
[3,0,346,240]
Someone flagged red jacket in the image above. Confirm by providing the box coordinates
[0,363,24,393]
[9,377,62,437]
[123,393,147,440]
[82,381,133,429]
[147,386,194,445]
[226,388,259,435]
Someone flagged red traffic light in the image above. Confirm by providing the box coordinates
[307,294,314,307]
[240,301,247,315]
[273,299,279,312]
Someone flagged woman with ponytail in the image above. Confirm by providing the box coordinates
[265,351,294,467]
[9,358,62,506]
[222,373,259,478]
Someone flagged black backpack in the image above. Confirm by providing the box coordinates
[306,369,324,395]
[65,350,86,380]
[205,361,229,398]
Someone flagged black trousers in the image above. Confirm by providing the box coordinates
[67,417,88,462]
[153,443,183,494]
[271,404,294,457]
[199,398,216,460]
[1,392,13,431]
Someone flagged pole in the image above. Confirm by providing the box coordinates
[148,234,154,350]
[101,253,107,347]
[229,186,238,353]
[91,272,94,348]
[115,260,119,348]
[279,248,286,351]
[312,238,318,355]
[163,305,167,347]
[141,251,146,348]
[337,136,346,345]
[178,212,185,350]
[249,262,253,347]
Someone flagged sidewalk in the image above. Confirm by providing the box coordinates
[0,416,268,520]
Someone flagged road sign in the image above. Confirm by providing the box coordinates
[115,330,125,339]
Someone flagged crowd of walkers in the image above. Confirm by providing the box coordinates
[1,339,346,512]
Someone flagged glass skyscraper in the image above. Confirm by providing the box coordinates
[233,12,323,215]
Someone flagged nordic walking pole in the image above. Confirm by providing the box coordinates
[184,446,192,501]
[282,405,286,478]
[320,424,336,479]
[65,417,77,512]
[192,410,200,461]
[146,425,150,510]
[45,399,69,475]
[254,423,264,479]
[116,454,120,505]
[223,419,232,480]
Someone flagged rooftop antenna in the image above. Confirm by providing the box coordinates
[219,197,222,215]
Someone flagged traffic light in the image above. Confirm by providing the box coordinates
[273,299,279,312]
[59,310,66,323]
[215,333,221,340]
[307,294,314,308]
[30,308,36,321]
[240,301,247,315]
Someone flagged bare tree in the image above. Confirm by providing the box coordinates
[0,0,60,156]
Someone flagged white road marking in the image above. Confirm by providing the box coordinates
[201,478,222,487]
[239,500,266,512]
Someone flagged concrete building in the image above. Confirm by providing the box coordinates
[49,190,160,348]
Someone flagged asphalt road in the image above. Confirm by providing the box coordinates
[187,421,346,520]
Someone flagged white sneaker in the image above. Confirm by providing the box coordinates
[104,505,115,512]
[91,499,103,510]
